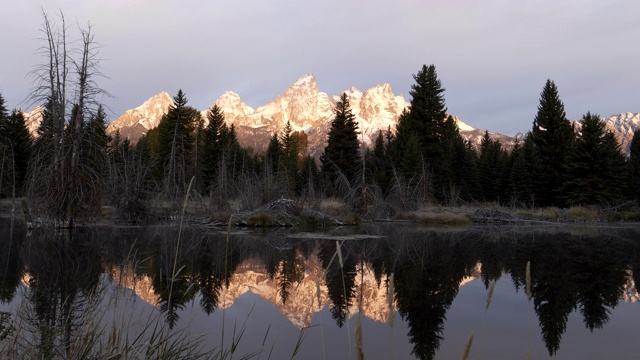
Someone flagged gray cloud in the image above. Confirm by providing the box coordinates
[1,0,638,135]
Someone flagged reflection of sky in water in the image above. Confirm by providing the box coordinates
[176,291,414,359]
[442,278,640,359]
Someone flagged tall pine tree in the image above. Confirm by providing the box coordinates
[280,121,299,192]
[320,93,360,195]
[153,90,202,202]
[392,64,452,201]
[530,80,575,207]
[201,104,229,193]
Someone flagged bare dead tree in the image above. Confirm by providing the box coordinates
[27,10,110,228]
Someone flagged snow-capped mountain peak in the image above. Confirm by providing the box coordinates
[290,73,318,89]
[106,91,173,139]
[202,91,254,127]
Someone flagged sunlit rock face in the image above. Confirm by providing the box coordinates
[23,106,44,135]
[105,91,174,140]
[601,112,640,155]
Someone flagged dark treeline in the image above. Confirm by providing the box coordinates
[2,13,640,225]
[3,221,640,359]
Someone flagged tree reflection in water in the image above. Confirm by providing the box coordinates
[1,222,640,359]
[21,227,102,358]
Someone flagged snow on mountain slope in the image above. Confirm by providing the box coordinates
[601,112,640,154]
[105,91,173,139]
[200,90,255,127]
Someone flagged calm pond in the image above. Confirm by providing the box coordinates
[1,216,640,359]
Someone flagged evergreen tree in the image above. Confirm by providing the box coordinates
[629,130,640,202]
[320,93,361,194]
[0,94,7,127]
[452,136,480,202]
[509,134,543,207]
[81,105,109,205]
[265,133,283,177]
[201,104,229,193]
[153,90,201,202]
[409,65,450,198]
[409,64,448,151]
[84,105,109,168]
[370,130,390,193]
[0,98,32,197]
[401,134,423,185]
[391,64,452,201]
[507,139,524,204]
[0,95,9,196]
[391,109,413,168]
[298,155,320,198]
[280,121,299,191]
[478,131,506,202]
[442,115,478,203]
[224,123,245,178]
[530,80,575,206]
[564,112,627,205]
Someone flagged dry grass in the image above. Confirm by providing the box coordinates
[319,198,350,216]
[515,207,562,222]
[396,210,471,226]
[606,209,640,222]
[246,213,273,227]
[485,280,496,312]
[526,261,532,301]
[567,206,599,220]
[461,331,474,360]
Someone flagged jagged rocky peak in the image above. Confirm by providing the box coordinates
[273,73,333,128]
[141,91,173,111]
[359,83,408,122]
[106,91,174,139]
[288,73,319,92]
[216,91,252,112]
[208,90,254,126]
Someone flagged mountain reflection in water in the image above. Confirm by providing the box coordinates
[1,218,640,359]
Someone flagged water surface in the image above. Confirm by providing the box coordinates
[1,217,640,359]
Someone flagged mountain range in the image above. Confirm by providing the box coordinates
[104,74,515,156]
[23,74,640,156]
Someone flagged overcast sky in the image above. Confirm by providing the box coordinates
[1,0,638,135]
